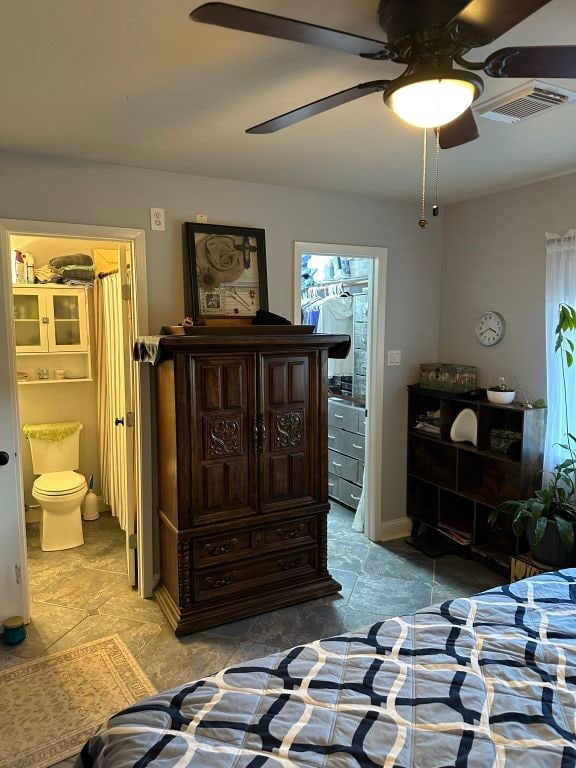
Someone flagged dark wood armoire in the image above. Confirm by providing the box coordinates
[154,330,350,635]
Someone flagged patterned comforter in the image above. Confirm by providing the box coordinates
[78,570,576,767]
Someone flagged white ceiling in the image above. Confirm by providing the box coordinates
[1,0,575,203]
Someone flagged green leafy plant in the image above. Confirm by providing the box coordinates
[489,303,576,552]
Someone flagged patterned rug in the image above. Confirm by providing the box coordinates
[0,634,156,768]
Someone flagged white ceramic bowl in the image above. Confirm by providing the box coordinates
[487,389,515,405]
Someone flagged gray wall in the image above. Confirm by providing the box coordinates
[440,172,576,400]
[0,149,443,528]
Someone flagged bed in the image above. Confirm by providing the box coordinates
[78,570,576,767]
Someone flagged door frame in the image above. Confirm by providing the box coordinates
[0,219,154,618]
[293,242,387,542]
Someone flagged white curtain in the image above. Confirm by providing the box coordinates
[95,273,129,531]
[544,230,576,476]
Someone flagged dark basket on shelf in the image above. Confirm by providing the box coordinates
[490,428,522,459]
[420,363,477,394]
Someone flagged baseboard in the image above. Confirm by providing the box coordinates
[25,506,41,524]
[379,516,412,542]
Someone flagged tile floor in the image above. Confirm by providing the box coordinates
[1,503,505,767]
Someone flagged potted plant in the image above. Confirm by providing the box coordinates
[487,377,516,405]
[489,304,576,567]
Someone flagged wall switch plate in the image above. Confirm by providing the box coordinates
[387,350,401,366]
[195,213,208,224]
[150,207,165,231]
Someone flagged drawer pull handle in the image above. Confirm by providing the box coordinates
[205,571,237,589]
[277,524,305,541]
[332,462,342,468]
[334,414,344,419]
[352,443,363,450]
[328,435,336,440]
[328,482,335,488]
[205,538,238,556]
[279,557,301,570]
[351,494,361,501]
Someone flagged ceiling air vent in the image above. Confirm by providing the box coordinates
[477,81,576,124]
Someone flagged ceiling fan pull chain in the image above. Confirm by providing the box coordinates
[433,127,440,218]
[418,128,428,229]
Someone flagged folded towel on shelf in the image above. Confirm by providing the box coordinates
[34,264,60,283]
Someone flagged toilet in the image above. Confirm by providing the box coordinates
[24,422,87,552]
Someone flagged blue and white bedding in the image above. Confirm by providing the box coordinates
[78,570,576,767]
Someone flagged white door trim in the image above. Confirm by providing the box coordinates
[293,241,387,542]
[0,219,154,607]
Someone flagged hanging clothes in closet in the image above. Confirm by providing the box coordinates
[317,295,354,376]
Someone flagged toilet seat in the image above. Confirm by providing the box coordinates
[33,471,86,496]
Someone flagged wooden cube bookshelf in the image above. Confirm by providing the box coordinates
[406,385,546,569]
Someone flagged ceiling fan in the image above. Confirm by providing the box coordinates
[190,0,576,148]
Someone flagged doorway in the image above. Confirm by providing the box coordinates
[293,242,387,543]
[0,220,153,631]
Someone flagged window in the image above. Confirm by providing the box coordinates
[544,230,576,475]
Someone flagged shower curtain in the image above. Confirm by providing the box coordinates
[95,273,129,531]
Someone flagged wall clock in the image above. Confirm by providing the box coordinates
[475,311,506,347]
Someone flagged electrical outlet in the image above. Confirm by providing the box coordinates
[150,207,165,231]
[387,350,401,366]
[196,213,208,224]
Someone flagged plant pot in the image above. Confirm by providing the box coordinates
[487,389,515,405]
[526,518,575,568]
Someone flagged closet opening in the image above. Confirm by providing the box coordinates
[294,242,387,548]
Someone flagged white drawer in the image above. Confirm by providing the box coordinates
[340,431,365,461]
[328,449,358,483]
[328,473,339,499]
[328,400,359,432]
[327,425,341,452]
[339,479,363,510]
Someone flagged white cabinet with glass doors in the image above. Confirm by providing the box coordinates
[13,285,91,384]
[13,286,89,353]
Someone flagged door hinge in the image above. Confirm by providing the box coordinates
[15,564,22,585]
[128,533,137,549]
[126,411,135,428]
[121,283,132,301]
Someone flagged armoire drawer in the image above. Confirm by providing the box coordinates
[261,516,317,549]
[194,531,253,566]
[193,547,317,602]
[340,431,365,460]
[328,449,358,483]
[195,516,317,566]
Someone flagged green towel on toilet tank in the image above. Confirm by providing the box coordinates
[23,422,83,442]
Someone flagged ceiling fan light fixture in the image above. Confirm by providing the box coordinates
[385,72,483,128]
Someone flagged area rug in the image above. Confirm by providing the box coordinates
[0,634,156,768]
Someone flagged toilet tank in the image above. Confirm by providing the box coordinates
[26,423,83,474]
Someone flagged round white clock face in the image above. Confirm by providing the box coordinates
[475,311,506,346]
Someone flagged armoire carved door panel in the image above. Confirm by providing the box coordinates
[190,355,258,525]
[259,353,319,513]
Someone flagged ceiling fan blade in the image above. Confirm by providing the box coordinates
[191,3,389,57]
[449,0,553,47]
[485,46,576,78]
[246,81,390,134]
[438,109,479,149]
